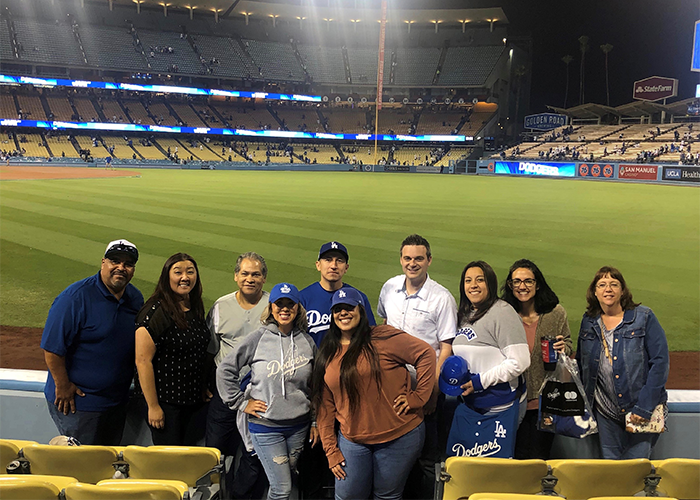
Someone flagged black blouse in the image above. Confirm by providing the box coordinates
[137,302,210,405]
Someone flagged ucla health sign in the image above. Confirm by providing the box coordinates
[494,161,576,177]
[524,113,567,131]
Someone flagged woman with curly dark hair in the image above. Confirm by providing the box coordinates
[135,252,212,445]
[501,258,572,459]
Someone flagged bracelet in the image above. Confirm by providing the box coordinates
[311,422,317,428]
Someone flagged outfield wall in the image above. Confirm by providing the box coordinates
[475,160,700,185]
[1,369,699,459]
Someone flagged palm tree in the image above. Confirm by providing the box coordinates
[600,43,613,106]
[513,65,527,137]
[561,55,573,108]
[578,35,589,105]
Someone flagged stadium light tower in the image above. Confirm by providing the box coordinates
[159,3,171,17]
[431,20,442,33]
[270,14,280,28]
[297,16,306,30]
[186,5,197,20]
[350,19,360,32]
[458,19,470,33]
[132,0,143,14]
[213,8,223,22]
[404,20,415,33]
[323,18,333,31]
[241,11,251,25]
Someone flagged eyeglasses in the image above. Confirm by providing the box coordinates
[596,282,621,290]
[509,278,536,288]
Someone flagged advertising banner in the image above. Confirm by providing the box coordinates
[662,166,700,183]
[633,76,678,102]
[494,161,576,177]
[577,163,614,178]
[524,113,567,131]
[619,165,658,180]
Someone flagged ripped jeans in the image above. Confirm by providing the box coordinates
[250,424,308,500]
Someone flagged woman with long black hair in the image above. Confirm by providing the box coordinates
[312,288,435,500]
[135,252,213,445]
[446,260,530,459]
[501,258,573,459]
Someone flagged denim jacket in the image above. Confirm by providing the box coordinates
[575,305,669,420]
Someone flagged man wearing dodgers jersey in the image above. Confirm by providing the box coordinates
[298,241,375,499]
[299,241,376,346]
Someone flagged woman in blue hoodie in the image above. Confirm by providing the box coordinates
[216,283,318,500]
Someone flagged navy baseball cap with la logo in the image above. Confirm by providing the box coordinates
[104,239,139,263]
[269,282,300,304]
[331,287,363,309]
[439,355,471,396]
[318,241,349,261]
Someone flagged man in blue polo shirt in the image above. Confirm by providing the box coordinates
[299,241,375,347]
[41,239,144,445]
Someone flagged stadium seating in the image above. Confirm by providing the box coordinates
[439,46,504,86]
[244,39,304,82]
[1,474,78,490]
[192,35,254,79]
[97,479,189,499]
[468,495,552,500]
[19,444,120,484]
[63,481,182,500]
[72,97,99,122]
[437,457,548,500]
[0,441,20,474]
[322,106,368,134]
[15,94,45,121]
[45,96,75,121]
[79,25,149,71]
[393,48,440,87]
[653,458,700,499]
[120,445,222,493]
[44,135,78,158]
[15,134,48,158]
[297,44,346,84]
[0,475,62,499]
[13,18,84,67]
[546,459,652,499]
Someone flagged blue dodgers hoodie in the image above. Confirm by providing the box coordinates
[216,323,316,428]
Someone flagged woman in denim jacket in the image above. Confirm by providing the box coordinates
[576,266,669,459]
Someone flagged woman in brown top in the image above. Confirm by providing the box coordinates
[312,288,435,500]
[501,259,572,459]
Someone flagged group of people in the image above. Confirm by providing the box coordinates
[41,236,669,500]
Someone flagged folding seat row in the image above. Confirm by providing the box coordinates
[436,457,700,500]
[0,440,224,499]
[0,475,184,499]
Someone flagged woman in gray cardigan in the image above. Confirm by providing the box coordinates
[501,259,573,459]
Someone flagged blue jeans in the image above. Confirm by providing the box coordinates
[595,410,659,459]
[335,422,425,500]
[250,425,308,500]
[46,399,127,446]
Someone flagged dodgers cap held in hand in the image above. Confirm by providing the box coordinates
[439,355,471,396]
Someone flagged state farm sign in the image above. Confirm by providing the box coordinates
[633,76,678,102]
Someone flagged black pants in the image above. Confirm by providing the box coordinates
[206,387,267,499]
[298,429,335,499]
[514,408,556,460]
[403,394,445,500]
[147,400,207,446]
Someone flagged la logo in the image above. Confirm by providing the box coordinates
[494,421,506,439]
[331,242,338,249]
[339,290,346,298]
[281,284,291,293]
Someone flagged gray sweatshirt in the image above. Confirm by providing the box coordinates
[216,323,316,428]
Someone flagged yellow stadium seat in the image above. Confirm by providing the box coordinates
[64,481,182,500]
[547,459,651,499]
[4,474,78,490]
[98,478,189,499]
[121,445,222,487]
[0,475,60,499]
[0,441,20,474]
[469,495,549,500]
[654,458,700,499]
[20,444,119,484]
[437,457,548,500]
[1,440,40,450]
[589,497,678,500]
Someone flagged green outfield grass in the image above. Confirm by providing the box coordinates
[1,169,698,351]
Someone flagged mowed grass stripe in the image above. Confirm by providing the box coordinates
[1,170,697,350]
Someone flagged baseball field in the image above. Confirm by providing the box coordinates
[1,167,698,352]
